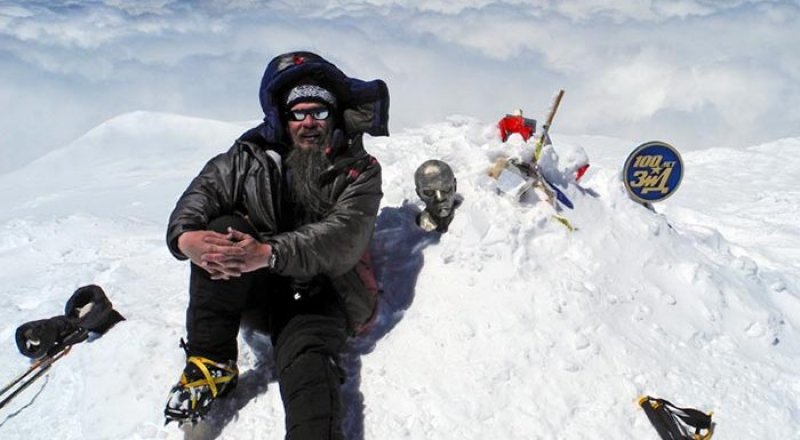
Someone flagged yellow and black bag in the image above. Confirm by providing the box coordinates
[638,395,714,440]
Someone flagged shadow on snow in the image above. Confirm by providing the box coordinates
[341,202,441,440]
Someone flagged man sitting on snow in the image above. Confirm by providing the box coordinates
[164,51,389,439]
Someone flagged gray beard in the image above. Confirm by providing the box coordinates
[285,146,332,223]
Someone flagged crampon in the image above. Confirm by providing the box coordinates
[164,356,238,426]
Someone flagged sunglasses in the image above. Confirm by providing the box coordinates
[286,108,331,122]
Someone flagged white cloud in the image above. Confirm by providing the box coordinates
[100,0,177,16]
[0,3,32,17]
[0,0,799,172]
[653,0,716,18]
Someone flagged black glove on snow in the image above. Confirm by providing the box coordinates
[64,284,125,334]
[14,284,124,359]
[15,316,88,359]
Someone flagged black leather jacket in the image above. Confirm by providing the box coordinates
[166,135,382,332]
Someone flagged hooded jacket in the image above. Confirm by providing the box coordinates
[166,51,389,334]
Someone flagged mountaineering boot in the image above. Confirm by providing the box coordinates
[164,356,239,425]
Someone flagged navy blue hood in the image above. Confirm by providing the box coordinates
[246,51,389,145]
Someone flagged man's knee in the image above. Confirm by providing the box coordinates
[207,215,258,236]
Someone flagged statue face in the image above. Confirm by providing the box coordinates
[415,160,457,218]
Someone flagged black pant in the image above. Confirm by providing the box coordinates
[185,215,348,440]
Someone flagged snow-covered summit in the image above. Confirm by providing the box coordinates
[0,112,255,223]
[0,112,797,439]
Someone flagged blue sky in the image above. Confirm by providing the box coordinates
[1,0,799,172]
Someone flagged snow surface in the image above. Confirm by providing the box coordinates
[0,112,798,439]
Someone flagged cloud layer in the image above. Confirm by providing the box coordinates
[1,0,799,171]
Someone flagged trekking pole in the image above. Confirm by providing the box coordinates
[0,358,48,399]
[0,346,73,411]
[0,335,80,412]
[2,285,124,413]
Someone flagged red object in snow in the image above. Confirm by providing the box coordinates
[498,114,536,142]
[575,163,590,182]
